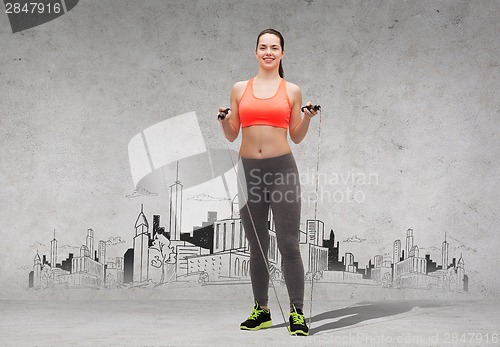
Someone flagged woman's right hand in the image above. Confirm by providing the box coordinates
[218,107,231,121]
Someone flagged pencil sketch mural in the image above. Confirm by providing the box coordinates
[28,112,468,293]
[29,207,469,293]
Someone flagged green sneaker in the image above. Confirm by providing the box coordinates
[289,305,309,336]
[240,303,272,331]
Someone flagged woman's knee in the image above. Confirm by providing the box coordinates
[277,238,301,258]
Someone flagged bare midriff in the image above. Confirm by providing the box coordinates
[239,125,291,159]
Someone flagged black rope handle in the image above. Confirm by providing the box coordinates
[217,108,231,120]
[301,104,321,112]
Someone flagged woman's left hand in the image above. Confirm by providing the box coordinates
[303,102,318,119]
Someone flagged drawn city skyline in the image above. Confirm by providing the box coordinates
[28,196,469,293]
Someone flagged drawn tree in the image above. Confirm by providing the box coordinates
[273,268,283,282]
[443,268,457,292]
[270,264,283,282]
[198,271,209,284]
[150,234,176,285]
[106,273,117,288]
[305,271,323,283]
[40,267,54,288]
[381,272,392,288]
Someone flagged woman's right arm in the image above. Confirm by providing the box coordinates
[219,82,244,142]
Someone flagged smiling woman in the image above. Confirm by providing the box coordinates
[256,28,285,79]
[217,28,319,336]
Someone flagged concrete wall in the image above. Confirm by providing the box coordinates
[0,0,498,298]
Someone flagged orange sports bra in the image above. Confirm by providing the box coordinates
[238,78,291,129]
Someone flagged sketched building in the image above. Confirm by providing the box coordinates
[392,229,467,291]
[50,231,57,267]
[30,228,108,289]
[133,205,150,282]
[169,164,183,241]
[455,255,466,291]
[184,209,287,282]
[32,252,42,288]
[57,228,105,287]
[105,257,125,288]
[174,241,209,280]
[392,239,402,281]
[426,251,467,292]
[184,216,251,282]
[322,230,345,271]
[314,231,374,284]
[442,233,450,270]
[301,219,328,274]
[163,210,209,282]
[393,229,428,287]
[371,254,393,286]
[62,238,105,287]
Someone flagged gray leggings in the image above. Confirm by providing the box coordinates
[238,152,304,310]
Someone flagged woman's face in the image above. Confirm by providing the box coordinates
[256,33,284,72]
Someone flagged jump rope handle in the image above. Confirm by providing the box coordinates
[218,108,230,120]
[301,104,321,112]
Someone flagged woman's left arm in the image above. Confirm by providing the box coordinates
[288,82,317,144]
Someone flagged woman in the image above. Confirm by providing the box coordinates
[218,28,318,336]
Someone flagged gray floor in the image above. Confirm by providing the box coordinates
[1,288,499,346]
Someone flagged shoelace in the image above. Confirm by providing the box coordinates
[290,311,305,325]
[248,307,267,320]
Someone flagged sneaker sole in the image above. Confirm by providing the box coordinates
[240,320,272,331]
[289,328,309,336]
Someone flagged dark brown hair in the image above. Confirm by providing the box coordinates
[256,28,285,78]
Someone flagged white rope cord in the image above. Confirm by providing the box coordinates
[308,108,323,331]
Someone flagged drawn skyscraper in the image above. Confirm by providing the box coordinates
[442,233,449,270]
[344,252,355,272]
[393,239,401,265]
[33,252,42,288]
[169,162,183,241]
[134,204,149,282]
[405,228,414,260]
[456,254,465,291]
[306,219,324,246]
[86,228,94,260]
[80,245,90,257]
[409,244,419,257]
[231,195,239,219]
[98,240,106,264]
[50,229,57,267]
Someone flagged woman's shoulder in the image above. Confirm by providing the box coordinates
[285,80,301,97]
[232,79,251,89]
[286,81,300,90]
[231,80,250,101]
[231,80,250,96]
